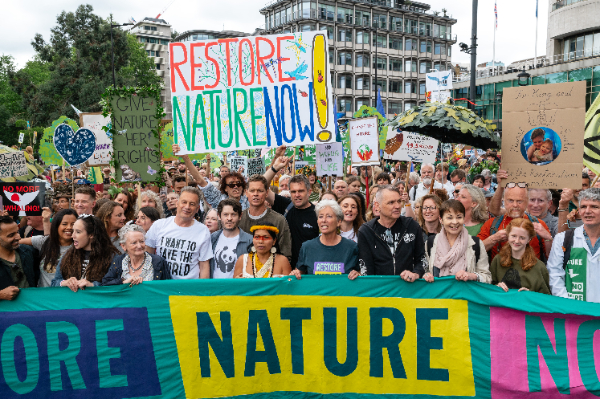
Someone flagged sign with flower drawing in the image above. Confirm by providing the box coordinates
[348,117,380,166]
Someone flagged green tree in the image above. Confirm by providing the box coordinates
[0,55,24,145]
[121,34,162,88]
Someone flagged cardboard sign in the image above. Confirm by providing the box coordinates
[295,161,308,174]
[349,117,380,166]
[170,31,335,156]
[426,71,453,92]
[111,96,161,182]
[426,90,451,103]
[230,156,248,176]
[18,133,24,144]
[502,81,586,189]
[316,142,343,176]
[0,153,27,178]
[0,182,45,217]
[247,157,265,177]
[383,130,439,164]
[80,113,112,166]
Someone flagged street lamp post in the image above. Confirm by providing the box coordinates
[459,0,478,110]
[517,67,531,86]
[110,16,134,88]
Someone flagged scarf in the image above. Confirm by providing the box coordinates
[433,227,469,277]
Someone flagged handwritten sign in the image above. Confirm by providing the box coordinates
[426,71,453,92]
[230,156,248,176]
[110,96,160,182]
[383,130,439,164]
[170,31,335,156]
[316,142,343,176]
[0,153,27,178]
[0,182,45,217]
[502,81,586,189]
[349,117,379,166]
[247,157,265,177]
[81,113,112,166]
[295,161,308,175]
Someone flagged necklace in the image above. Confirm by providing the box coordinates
[129,259,144,272]
[251,252,275,278]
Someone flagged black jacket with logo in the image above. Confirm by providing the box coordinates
[357,216,426,277]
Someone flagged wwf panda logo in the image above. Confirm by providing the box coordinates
[215,246,237,273]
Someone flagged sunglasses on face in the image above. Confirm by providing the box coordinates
[226,182,243,188]
[506,182,528,189]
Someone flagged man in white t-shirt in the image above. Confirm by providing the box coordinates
[146,186,213,279]
[210,199,253,278]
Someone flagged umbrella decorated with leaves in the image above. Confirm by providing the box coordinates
[0,146,45,183]
[385,102,501,149]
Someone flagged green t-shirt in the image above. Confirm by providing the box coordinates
[465,223,484,236]
[490,255,550,294]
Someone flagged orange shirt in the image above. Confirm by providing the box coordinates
[477,215,550,259]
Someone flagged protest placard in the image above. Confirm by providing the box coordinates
[18,133,24,144]
[426,71,453,92]
[295,161,308,174]
[80,113,112,166]
[349,117,380,167]
[382,129,439,164]
[247,157,266,177]
[230,156,248,176]
[0,182,45,217]
[0,153,27,178]
[502,81,586,189]
[170,31,335,156]
[111,96,161,182]
[316,142,343,176]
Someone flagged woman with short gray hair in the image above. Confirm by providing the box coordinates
[290,200,360,280]
[101,224,171,285]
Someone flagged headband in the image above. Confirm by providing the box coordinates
[250,225,280,235]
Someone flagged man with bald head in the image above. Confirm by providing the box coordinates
[333,180,349,198]
[478,169,552,260]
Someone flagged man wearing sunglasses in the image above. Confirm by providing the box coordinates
[479,169,552,261]
[0,216,39,301]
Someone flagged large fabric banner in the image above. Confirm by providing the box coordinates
[169,31,335,155]
[1,277,599,398]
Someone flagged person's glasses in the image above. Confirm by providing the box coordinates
[423,206,437,212]
[506,182,528,189]
[254,235,272,241]
[226,182,243,188]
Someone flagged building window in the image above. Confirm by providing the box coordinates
[301,24,314,32]
[319,4,334,21]
[447,46,452,56]
[338,28,352,42]
[419,82,426,95]
[356,99,369,109]
[389,58,402,71]
[337,7,353,24]
[390,16,402,32]
[329,49,334,65]
[405,38,417,51]
[356,76,370,90]
[405,59,417,72]
[144,26,157,31]
[356,54,370,67]
[405,101,417,111]
[389,80,402,93]
[389,101,402,115]
[338,98,352,112]
[373,14,386,29]
[375,79,386,92]
[355,10,370,27]
[356,31,370,44]
[405,81,416,94]
[338,52,352,66]
[419,22,431,36]
[419,61,431,74]
[373,56,387,70]
[420,40,431,53]
[373,34,387,48]
[338,75,352,89]
[302,1,313,19]
[156,64,161,70]
[405,19,418,35]
[389,36,402,50]
[322,25,334,40]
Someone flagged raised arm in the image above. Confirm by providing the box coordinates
[488,169,507,216]
[172,143,208,187]
[557,189,573,234]
[265,145,291,205]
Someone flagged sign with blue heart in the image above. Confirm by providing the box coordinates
[53,124,96,166]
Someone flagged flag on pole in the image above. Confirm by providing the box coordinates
[494,1,498,29]
[129,16,137,24]
[535,0,538,18]
[376,88,386,118]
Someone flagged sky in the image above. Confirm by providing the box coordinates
[2,0,548,69]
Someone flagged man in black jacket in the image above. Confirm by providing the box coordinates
[358,186,426,280]
[0,216,39,300]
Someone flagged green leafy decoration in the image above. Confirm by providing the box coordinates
[40,116,78,165]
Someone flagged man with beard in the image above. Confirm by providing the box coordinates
[409,163,444,202]
[0,216,39,300]
[209,199,252,279]
[479,170,552,260]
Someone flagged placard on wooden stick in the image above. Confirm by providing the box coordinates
[501,81,586,189]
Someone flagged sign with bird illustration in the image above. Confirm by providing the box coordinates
[0,182,45,217]
[426,71,453,92]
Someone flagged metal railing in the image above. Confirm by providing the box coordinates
[552,0,588,11]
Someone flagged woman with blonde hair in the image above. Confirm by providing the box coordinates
[490,218,550,294]
[456,184,489,236]
[416,194,443,242]
[135,190,164,219]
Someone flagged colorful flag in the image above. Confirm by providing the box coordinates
[376,88,386,118]
[494,1,498,28]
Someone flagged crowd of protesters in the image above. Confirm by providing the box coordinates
[0,144,596,306]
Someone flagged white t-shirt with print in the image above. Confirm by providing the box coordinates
[213,233,240,279]
[146,217,213,279]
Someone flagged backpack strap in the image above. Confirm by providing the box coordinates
[425,235,435,258]
[283,201,294,218]
[526,214,547,263]
[562,229,575,270]
[489,216,504,255]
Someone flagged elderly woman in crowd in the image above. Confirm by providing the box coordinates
[203,208,221,234]
[481,169,497,194]
[234,223,291,278]
[164,192,178,217]
[456,184,490,236]
[135,190,164,219]
[136,207,161,233]
[102,224,171,285]
[113,190,135,222]
[51,215,119,291]
[338,194,364,243]
[423,200,490,283]
[20,208,78,287]
[417,194,443,242]
[291,200,360,280]
[96,201,126,253]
